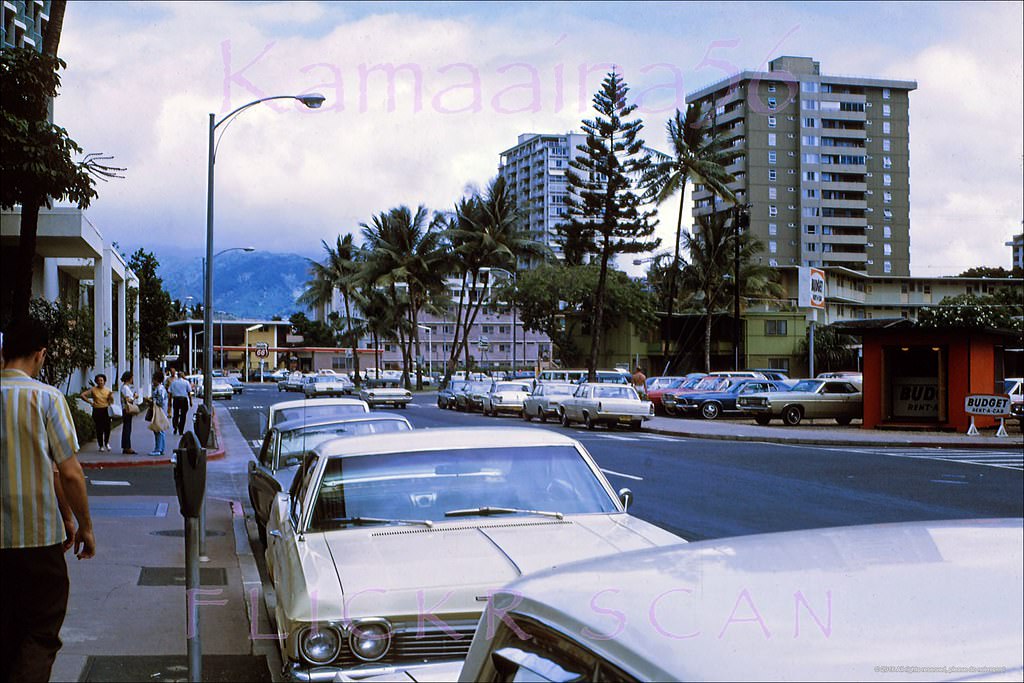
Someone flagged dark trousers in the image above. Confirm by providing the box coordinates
[0,543,70,683]
[92,407,111,447]
[171,397,189,435]
[121,411,134,450]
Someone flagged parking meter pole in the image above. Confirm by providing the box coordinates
[199,498,208,560]
[186,516,202,682]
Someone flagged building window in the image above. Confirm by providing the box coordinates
[882,104,891,117]
[883,191,893,203]
[800,82,817,93]
[805,224,817,234]
[882,138,891,152]
[883,225,892,238]
[883,173,892,186]
[768,83,777,93]
[768,116,777,128]
[803,189,817,198]
[883,208,893,219]
[768,223,778,235]
[884,261,892,273]
[769,240,777,254]
[801,135,818,146]
[769,205,778,217]
[883,156,892,169]
[768,133,777,147]
[803,117,818,128]
[768,168,777,181]
[767,97,777,110]
[882,121,891,134]
[802,153,819,164]
[803,171,817,182]
[768,151,777,164]
[767,357,791,371]
[883,243,892,256]
[806,242,818,252]
[765,320,788,336]
[882,88,891,99]
[802,100,818,111]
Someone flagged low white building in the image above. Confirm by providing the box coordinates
[1,207,147,394]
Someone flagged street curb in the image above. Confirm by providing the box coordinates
[643,425,1023,449]
[81,412,227,469]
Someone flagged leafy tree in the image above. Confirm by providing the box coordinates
[128,249,173,362]
[643,103,736,366]
[561,71,659,380]
[26,296,93,391]
[678,212,784,372]
[1,3,123,323]
[957,266,1019,279]
[287,312,336,347]
[513,264,656,367]
[798,325,858,374]
[918,291,1024,332]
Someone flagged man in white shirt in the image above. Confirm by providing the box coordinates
[168,372,192,436]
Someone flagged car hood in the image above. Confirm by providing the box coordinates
[313,514,679,618]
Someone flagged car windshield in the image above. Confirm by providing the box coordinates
[791,380,824,392]
[279,420,410,467]
[593,386,636,399]
[694,377,729,391]
[446,381,469,392]
[315,376,339,384]
[495,383,530,393]
[274,404,367,425]
[309,445,617,529]
[544,384,575,396]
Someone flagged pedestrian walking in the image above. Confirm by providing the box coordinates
[80,374,114,452]
[148,370,171,456]
[631,366,647,390]
[119,371,140,455]
[1,317,96,683]
[168,371,192,436]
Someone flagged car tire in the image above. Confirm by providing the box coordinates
[630,420,642,432]
[522,409,531,422]
[700,402,721,420]
[835,416,852,426]
[754,415,772,426]
[539,410,547,424]
[560,410,571,427]
[782,405,803,426]
[585,413,596,430]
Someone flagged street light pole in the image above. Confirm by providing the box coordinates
[203,93,324,414]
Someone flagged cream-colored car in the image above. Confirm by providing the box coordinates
[459,518,1024,682]
[263,427,682,681]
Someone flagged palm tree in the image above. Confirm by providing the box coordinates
[644,103,737,372]
[680,212,784,372]
[441,176,551,381]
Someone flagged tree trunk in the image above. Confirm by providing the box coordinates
[704,294,713,373]
[588,243,612,382]
[410,300,422,390]
[663,178,688,374]
[13,1,66,323]
[343,295,360,387]
[444,271,469,383]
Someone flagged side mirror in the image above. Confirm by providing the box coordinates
[618,488,633,512]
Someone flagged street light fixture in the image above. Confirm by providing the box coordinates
[203,94,324,414]
[480,267,517,376]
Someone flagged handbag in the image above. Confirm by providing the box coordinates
[145,403,154,421]
[148,405,171,432]
[109,402,123,419]
[126,399,140,416]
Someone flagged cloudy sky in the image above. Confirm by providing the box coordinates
[55,1,1023,276]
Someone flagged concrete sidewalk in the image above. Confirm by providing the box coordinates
[53,407,280,682]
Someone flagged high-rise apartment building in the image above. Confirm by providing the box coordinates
[498,132,588,267]
[1,0,50,50]
[1007,232,1024,270]
[688,56,916,276]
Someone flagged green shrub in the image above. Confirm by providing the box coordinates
[66,396,95,444]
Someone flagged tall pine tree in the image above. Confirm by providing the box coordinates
[561,71,659,379]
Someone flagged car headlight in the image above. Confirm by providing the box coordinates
[404,391,411,398]
[300,625,342,664]
[349,619,392,662]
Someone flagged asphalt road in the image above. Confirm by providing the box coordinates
[97,383,1023,542]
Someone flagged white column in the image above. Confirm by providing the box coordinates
[93,253,114,379]
[116,277,127,382]
[132,283,142,386]
[43,259,59,302]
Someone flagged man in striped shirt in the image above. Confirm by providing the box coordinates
[1,318,96,682]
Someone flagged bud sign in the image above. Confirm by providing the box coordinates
[798,267,826,310]
[964,394,1011,416]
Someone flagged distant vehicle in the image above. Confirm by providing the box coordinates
[210,377,233,400]
[224,376,244,394]
[455,380,493,412]
[644,376,689,392]
[480,381,532,417]
[748,368,791,381]
[267,368,290,382]
[661,375,734,416]
[817,371,863,384]
[302,373,354,397]
[668,378,792,420]
[457,518,1024,683]
[522,382,576,422]
[647,376,703,415]
[436,380,470,409]
[359,385,413,409]
[277,371,306,392]
[559,383,654,430]
[738,378,863,426]
[1005,378,1023,423]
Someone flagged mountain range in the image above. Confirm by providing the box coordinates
[153,248,315,319]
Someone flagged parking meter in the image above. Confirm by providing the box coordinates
[174,431,206,518]
[193,404,212,448]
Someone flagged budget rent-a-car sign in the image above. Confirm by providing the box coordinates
[798,267,826,310]
[964,394,1011,417]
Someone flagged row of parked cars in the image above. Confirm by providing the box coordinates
[244,394,1022,681]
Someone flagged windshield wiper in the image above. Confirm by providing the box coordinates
[330,516,433,528]
[444,506,564,520]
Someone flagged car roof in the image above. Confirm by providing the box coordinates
[269,397,369,414]
[275,413,409,433]
[313,427,580,458]
[487,518,1024,681]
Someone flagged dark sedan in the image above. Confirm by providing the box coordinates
[455,380,493,412]
[666,378,791,420]
[436,380,470,409]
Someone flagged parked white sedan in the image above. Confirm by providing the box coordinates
[263,428,682,681]
[522,382,577,423]
[359,385,413,408]
[559,383,654,431]
[480,381,532,417]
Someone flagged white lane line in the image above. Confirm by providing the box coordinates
[250,439,262,449]
[90,480,131,486]
[600,468,644,481]
[593,434,642,441]
[931,480,969,485]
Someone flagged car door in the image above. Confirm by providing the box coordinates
[248,429,283,526]
[811,382,847,418]
[266,452,320,587]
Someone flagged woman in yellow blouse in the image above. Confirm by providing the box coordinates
[80,374,114,452]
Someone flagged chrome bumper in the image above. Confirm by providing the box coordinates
[287,659,464,682]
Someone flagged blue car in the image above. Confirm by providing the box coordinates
[669,378,791,420]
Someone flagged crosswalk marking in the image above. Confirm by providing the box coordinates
[850,448,1023,471]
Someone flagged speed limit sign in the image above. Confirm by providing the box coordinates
[255,342,269,358]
